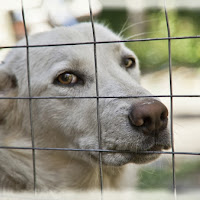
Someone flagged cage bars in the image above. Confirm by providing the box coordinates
[1,36,200,50]
[89,0,104,196]
[0,0,199,199]
[1,146,200,156]
[164,0,176,198]
[21,0,37,191]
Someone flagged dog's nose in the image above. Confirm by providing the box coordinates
[129,100,168,135]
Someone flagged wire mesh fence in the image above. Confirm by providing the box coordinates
[0,0,200,199]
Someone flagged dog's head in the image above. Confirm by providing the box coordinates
[0,23,170,167]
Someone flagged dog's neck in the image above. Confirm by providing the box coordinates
[0,147,123,191]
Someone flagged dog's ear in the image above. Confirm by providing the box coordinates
[0,71,17,92]
[0,69,18,123]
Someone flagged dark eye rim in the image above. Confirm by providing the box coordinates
[122,56,136,68]
[53,71,84,87]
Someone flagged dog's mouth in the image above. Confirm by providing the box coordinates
[127,144,168,165]
[131,144,170,163]
[145,144,170,152]
[90,144,171,166]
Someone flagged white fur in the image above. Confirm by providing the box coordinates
[0,23,170,191]
[0,190,182,200]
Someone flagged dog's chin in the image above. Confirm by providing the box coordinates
[92,145,169,166]
[101,152,161,166]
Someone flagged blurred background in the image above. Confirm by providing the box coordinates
[0,0,200,199]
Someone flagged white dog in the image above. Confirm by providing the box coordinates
[0,23,170,191]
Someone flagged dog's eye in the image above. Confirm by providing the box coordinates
[57,73,78,85]
[123,57,136,68]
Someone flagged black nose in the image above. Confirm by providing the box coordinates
[129,100,168,135]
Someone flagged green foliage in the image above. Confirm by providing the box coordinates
[97,9,128,34]
[97,9,200,71]
[128,10,200,71]
[137,160,200,190]
[137,167,171,190]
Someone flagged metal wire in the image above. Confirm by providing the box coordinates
[1,35,200,49]
[89,0,104,196]
[21,0,37,192]
[0,145,200,156]
[0,94,200,100]
[0,0,199,199]
[164,1,176,198]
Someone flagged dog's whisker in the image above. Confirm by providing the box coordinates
[119,18,159,37]
[118,17,130,37]
[125,30,163,40]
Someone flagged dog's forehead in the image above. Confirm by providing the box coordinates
[25,23,123,60]
[27,23,124,66]
[28,23,121,46]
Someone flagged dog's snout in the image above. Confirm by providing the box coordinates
[129,100,168,135]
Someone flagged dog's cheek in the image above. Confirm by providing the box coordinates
[72,100,99,149]
[31,99,99,147]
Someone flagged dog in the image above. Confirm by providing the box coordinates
[0,23,171,191]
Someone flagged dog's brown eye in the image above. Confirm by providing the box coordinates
[57,73,78,85]
[123,57,136,68]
